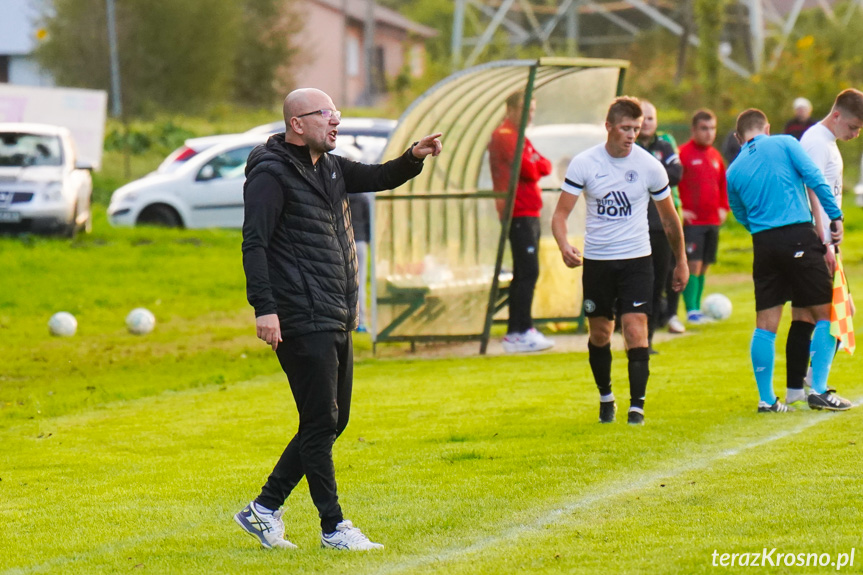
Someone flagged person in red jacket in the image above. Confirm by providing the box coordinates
[678,109,729,324]
[488,91,554,352]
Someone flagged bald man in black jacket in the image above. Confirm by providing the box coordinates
[235,88,441,551]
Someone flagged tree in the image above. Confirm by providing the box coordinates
[36,0,298,115]
[694,0,725,110]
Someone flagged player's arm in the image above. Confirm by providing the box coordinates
[718,159,730,224]
[660,141,683,188]
[787,139,843,242]
[242,172,283,351]
[725,177,751,232]
[655,195,689,292]
[552,192,583,268]
[520,142,552,180]
[807,187,836,274]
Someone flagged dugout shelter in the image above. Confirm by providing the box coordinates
[371,57,629,353]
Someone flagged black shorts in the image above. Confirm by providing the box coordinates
[752,223,831,311]
[684,225,720,264]
[582,256,653,319]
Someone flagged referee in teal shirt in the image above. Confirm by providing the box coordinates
[726,108,852,413]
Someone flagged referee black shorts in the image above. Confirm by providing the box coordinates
[752,223,831,311]
[582,256,653,319]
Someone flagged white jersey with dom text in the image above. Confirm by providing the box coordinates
[562,143,670,260]
[800,123,843,244]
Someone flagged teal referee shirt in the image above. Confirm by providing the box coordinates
[726,134,841,234]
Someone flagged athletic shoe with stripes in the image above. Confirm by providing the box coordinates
[807,391,853,411]
[758,400,795,413]
[321,520,383,551]
[234,503,297,549]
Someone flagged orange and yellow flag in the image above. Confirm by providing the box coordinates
[830,253,855,355]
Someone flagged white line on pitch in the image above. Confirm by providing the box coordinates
[370,403,859,575]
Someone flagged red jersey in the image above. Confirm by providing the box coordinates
[678,140,729,226]
[488,118,552,218]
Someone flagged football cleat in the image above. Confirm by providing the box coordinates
[807,391,853,411]
[627,408,645,425]
[599,401,617,423]
[758,400,795,413]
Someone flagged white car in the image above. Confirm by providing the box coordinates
[0,123,93,235]
[108,133,365,229]
[155,117,396,175]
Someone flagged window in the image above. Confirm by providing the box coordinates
[0,133,63,167]
[0,56,8,83]
[346,36,360,78]
[196,146,254,181]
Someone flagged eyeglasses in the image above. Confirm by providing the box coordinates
[296,109,341,121]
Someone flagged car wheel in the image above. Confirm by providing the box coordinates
[137,204,183,228]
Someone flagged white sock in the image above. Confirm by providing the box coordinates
[786,388,806,403]
[253,502,275,515]
[600,393,615,403]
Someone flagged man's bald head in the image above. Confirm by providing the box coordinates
[283,88,333,126]
[639,100,658,141]
[282,88,340,159]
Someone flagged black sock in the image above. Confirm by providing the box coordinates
[786,320,815,390]
[627,347,650,410]
[588,340,612,396]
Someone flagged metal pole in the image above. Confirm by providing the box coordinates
[566,0,579,56]
[748,0,764,73]
[105,0,122,118]
[480,64,537,355]
[452,0,466,71]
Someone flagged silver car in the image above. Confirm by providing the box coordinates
[108,133,366,229]
[0,123,93,235]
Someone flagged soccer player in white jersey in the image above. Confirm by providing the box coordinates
[552,97,689,425]
[785,88,863,407]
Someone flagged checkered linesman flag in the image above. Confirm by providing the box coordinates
[830,253,855,355]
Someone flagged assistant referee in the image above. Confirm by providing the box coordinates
[726,108,852,413]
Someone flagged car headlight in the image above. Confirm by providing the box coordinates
[41,184,64,202]
[113,191,138,204]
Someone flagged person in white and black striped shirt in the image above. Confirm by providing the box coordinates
[551,96,688,425]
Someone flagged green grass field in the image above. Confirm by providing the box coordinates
[2,207,863,574]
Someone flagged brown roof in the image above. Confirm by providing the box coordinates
[310,0,438,38]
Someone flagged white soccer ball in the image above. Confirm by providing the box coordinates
[48,312,77,337]
[703,293,733,321]
[126,308,156,335]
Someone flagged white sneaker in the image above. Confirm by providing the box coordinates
[667,315,686,334]
[525,328,554,349]
[502,329,553,353]
[235,503,297,549]
[321,520,384,550]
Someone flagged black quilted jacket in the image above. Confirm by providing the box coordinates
[241,133,423,337]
